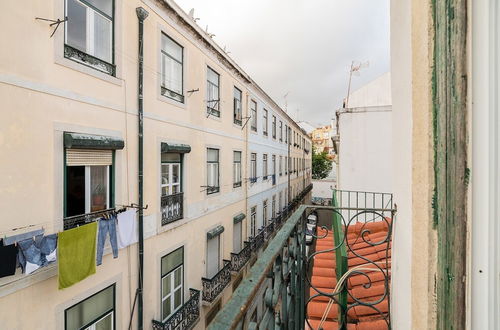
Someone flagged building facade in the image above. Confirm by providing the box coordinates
[0,1,311,329]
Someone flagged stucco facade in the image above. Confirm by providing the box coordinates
[0,0,311,329]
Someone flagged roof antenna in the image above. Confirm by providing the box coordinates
[188,8,200,22]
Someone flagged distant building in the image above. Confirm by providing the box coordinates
[311,125,336,160]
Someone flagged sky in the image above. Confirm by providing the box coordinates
[175,0,390,127]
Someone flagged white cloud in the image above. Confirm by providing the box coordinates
[174,0,390,126]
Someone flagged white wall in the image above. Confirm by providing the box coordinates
[390,0,413,328]
[348,72,392,108]
[338,108,393,193]
[311,180,335,199]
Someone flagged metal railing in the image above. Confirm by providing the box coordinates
[161,192,184,225]
[230,242,252,273]
[152,289,200,330]
[334,189,393,223]
[63,208,116,230]
[201,260,231,303]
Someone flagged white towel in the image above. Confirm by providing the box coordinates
[117,210,138,249]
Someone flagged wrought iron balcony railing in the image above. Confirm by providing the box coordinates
[63,208,116,230]
[230,241,252,273]
[264,221,275,240]
[161,192,184,226]
[152,289,200,330]
[201,260,231,303]
[253,228,265,251]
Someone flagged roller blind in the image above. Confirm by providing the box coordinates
[66,149,112,166]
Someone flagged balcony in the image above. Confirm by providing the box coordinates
[207,187,394,330]
[252,228,265,251]
[201,260,231,303]
[63,208,116,230]
[264,220,275,240]
[152,289,200,330]
[161,192,183,226]
[230,241,252,273]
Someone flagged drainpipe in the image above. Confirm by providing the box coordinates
[136,7,148,330]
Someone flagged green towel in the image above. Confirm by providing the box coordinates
[58,222,97,289]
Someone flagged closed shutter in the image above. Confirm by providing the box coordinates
[233,221,242,253]
[66,149,113,166]
[206,236,220,278]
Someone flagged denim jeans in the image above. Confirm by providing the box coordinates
[18,233,58,274]
[96,216,118,266]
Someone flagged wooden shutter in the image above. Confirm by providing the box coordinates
[66,149,112,166]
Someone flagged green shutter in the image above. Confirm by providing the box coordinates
[207,225,224,239]
[233,213,246,224]
[161,142,191,153]
[64,132,124,150]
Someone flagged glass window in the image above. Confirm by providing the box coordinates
[263,109,268,136]
[251,100,257,132]
[161,153,181,196]
[263,154,268,178]
[272,195,276,219]
[65,284,115,330]
[262,200,268,225]
[233,87,242,125]
[207,67,220,117]
[250,153,257,180]
[233,151,242,188]
[250,206,257,237]
[65,0,114,74]
[279,156,282,176]
[272,155,276,176]
[285,125,288,143]
[161,247,183,322]
[207,148,219,194]
[161,34,184,103]
[279,121,283,141]
[272,116,276,139]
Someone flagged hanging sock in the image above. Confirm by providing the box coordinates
[96,215,118,266]
[0,239,17,278]
[117,209,137,249]
[58,222,97,289]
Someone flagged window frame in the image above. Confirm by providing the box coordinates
[161,154,182,196]
[206,66,221,117]
[272,115,276,139]
[64,0,116,76]
[250,153,257,181]
[279,121,283,142]
[233,87,243,125]
[233,151,242,188]
[262,200,268,225]
[160,247,184,322]
[250,206,257,237]
[263,154,268,179]
[206,148,220,194]
[160,32,185,103]
[64,284,116,330]
[250,100,257,132]
[263,109,268,136]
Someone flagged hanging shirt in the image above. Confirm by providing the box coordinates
[58,222,97,289]
[116,209,138,249]
[0,239,17,278]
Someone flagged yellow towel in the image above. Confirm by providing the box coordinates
[58,222,97,289]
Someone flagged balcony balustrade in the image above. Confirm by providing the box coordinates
[201,260,231,303]
[230,241,252,273]
[152,289,200,330]
[161,192,183,225]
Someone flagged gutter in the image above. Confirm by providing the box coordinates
[136,7,148,330]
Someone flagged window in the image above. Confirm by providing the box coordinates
[65,284,115,330]
[263,109,268,136]
[250,206,257,237]
[272,195,276,219]
[207,67,220,117]
[161,247,183,322]
[233,151,242,188]
[161,153,181,196]
[161,34,184,102]
[279,156,282,176]
[233,221,242,253]
[263,200,268,225]
[233,87,242,125]
[263,154,268,179]
[272,155,276,176]
[65,149,112,217]
[207,148,219,194]
[279,191,283,211]
[279,121,283,142]
[65,0,115,75]
[272,116,276,139]
[250,153,257,181]
[285,125,288,143]
[250,100,257,131]
[207,235,220,278]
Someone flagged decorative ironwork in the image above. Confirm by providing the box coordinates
[202,260,231,303]
[253,228,265,251]
[152,289,200,330]
[63,208,116,230]
[230,241,252,273]
[161,192,184,225]
[64,44,115,76]
[264,221,275,240]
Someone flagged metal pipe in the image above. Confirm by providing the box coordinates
[136,7,148,330]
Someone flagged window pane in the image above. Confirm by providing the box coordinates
[66,166,85,217]
[162,298,172,320]
[93,13,112,62]
[172,164,180,184]
[67,0,87,52]
[65,285,114,330]
[174,289,182,308]
[207,67,219,85]
[207,149,219,162]
[161,247,183,276]
[234,151,241,162]
[162,56,183,94]
[94,312,113,330]
[86,0,113,17]
[161,153,181,162]
[162,34,183,62]
[90,166,107,212]
[162,275,171,298]
[174,267,182,287]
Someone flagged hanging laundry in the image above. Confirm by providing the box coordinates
[117,209,137,249]
[17,233,57,275]
[0,239,17,278]
[58,222,97,289]
[96,215,118,266]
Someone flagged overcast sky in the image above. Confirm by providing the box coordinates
[175,0,390,126]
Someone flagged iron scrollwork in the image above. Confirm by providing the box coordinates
[202,260,231,303]
[152,289,200,330]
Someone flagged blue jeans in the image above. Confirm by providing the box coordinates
[18,233,58,274]
[96,216,118,266]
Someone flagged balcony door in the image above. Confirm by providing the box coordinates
[161,152,182,225]
[161,247,184,322]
